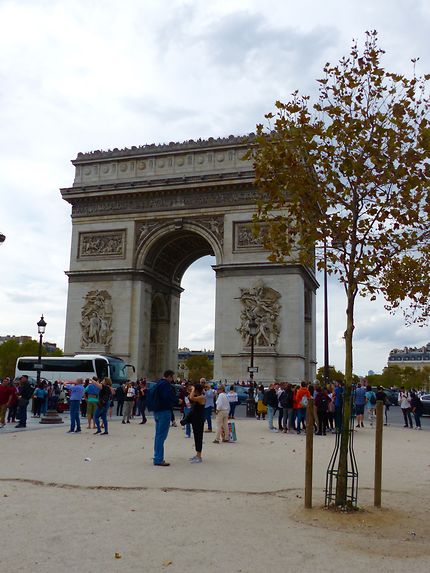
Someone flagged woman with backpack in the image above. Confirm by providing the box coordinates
[294,382,311,435]
[280,383,294,432]
[365,385,377,427]
[256,384,267,420]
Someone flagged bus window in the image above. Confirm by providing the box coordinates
[95,358,109,380]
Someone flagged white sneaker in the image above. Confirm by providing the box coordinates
[190,457,202,463]
[270,428,279,433]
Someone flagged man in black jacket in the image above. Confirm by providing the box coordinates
[15,375,34,428]
[152,370,180,466]
[264,384,279,432]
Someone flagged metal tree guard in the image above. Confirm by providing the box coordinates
[325,391,359,509]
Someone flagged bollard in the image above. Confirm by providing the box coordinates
[374,400,383,507]
[304,398,314,509]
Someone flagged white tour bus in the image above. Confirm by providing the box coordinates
[15,354,133,386]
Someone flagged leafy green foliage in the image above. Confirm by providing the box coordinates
[252,31,430,333]
[316,365,345,383]
[0,339,63,378]
[368,365,430,391]
[184,355,213,382]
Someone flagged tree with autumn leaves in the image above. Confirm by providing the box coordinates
[251,31,430,507]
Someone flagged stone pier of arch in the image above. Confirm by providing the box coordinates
[61,135,317,383]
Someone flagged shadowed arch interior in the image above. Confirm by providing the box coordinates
[144,230,214,285]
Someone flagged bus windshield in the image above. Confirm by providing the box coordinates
[106,356,130,384]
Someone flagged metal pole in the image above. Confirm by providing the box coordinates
[36,332,43,386]
[374,400,383,507]
[323,239,329,387]
[304,398,314,508]
[250,333,254,383]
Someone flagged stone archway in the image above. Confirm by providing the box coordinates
[62,135,318,382]
[136,221,221,380]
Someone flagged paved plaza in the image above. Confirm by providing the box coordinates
[1,414,429,573]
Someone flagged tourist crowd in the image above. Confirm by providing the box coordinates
[0,374,425,466]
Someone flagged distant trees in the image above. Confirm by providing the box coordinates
[184,355,213,382]
[316,365,345,384]
[0,339,63,378]
[367,365,430,392]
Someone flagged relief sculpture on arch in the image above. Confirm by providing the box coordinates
[237,280,281,348]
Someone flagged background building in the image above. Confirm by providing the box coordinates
[387,343,430,370]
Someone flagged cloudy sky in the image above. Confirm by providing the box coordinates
[0,0,429,376]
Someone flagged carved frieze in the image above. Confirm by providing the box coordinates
[237,281,281,348]
[135,221,159,251]
[135,215,224,252]
[71,187,257,218]
[234,221,269,251]
[80,290,113,349]
[197,216,224,247]
[78,230,126,259]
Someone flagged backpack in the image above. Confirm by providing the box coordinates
[301,395,309,408]
[318,394,328,412]
[369,392,376,406]
[146,383,160,412]
[262,391,269,406]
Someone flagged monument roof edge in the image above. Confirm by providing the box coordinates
[71,133,256,164]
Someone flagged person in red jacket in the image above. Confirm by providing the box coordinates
[0,377,13,428]
[294,381,311,434]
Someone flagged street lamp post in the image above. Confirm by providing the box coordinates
[38,315,63,425]
[36,315,46,387]
[246,314,258,417]
[248,315,258,382]
[323,239,330,388]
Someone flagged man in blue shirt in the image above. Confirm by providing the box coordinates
[354,383,367,428]
[152,370,180,466]
[65,378,85,433]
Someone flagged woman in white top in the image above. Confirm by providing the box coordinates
[399,388,413,428]
[227,385,239,419]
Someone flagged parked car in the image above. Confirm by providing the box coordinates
[382,388,399,406]
[233,385,252,405]
[420,394,430,416]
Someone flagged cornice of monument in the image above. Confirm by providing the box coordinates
[61,170,255,198]
[72,133,255,164]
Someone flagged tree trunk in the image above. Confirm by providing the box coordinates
[335,287,355,506]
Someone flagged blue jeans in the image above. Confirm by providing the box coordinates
[94,403,108,432]
[296,407,306,433]
[153,410,171,464]
[229,402,237,418]
[183,407,192,437]
[204,406,212,430]
[69,400,81,431]
[17,398,29,426]
[267,405,275,429]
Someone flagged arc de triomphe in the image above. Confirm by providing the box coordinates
[61,135,317,382]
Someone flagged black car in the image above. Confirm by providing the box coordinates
[382,388,399,406]
[420,394,430,416]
